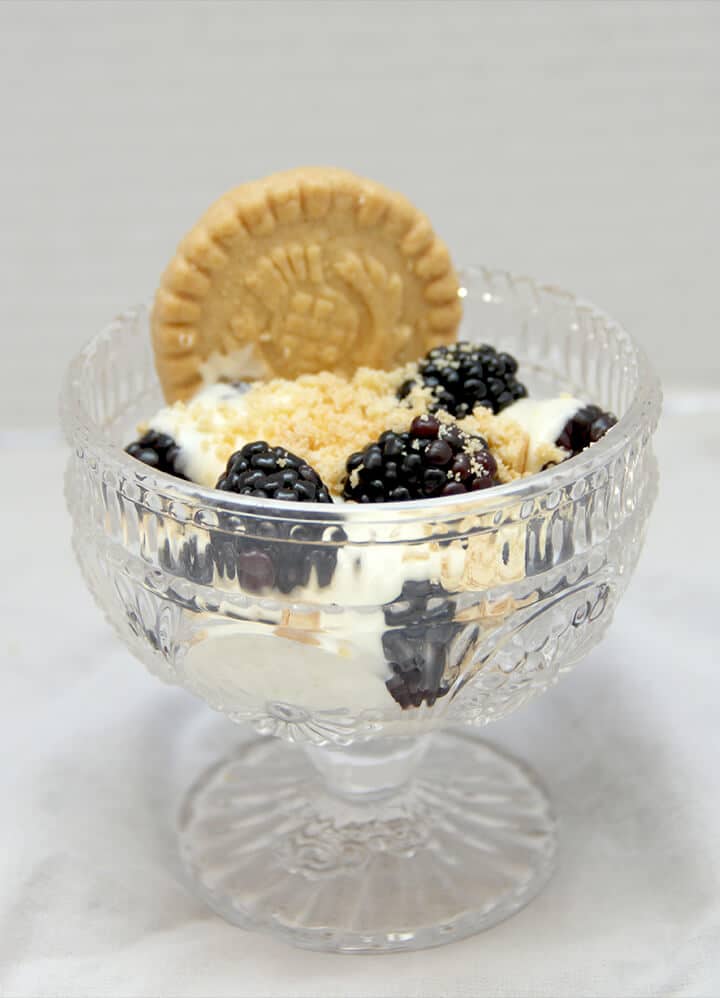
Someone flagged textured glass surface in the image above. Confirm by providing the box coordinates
[61,268,661,952]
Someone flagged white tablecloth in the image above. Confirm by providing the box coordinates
[2,405,718,998]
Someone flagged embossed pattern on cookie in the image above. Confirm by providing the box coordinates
[152,167,462,402]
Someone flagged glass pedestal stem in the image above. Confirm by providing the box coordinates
[303,735,432,800]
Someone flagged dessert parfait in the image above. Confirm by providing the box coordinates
[123,167,617,714]
[62,167,659,951]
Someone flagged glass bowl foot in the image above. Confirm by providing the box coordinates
[178,730,556,953]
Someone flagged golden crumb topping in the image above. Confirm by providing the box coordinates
[146,363,566,495]
[460,408,565,479]
[235,366,435,493]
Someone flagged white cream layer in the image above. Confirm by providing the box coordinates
[149,382,250,487]
[496,396,582,468]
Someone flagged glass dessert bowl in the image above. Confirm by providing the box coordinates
[61,267,660,953]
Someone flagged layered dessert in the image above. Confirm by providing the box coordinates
[123,168,616,711]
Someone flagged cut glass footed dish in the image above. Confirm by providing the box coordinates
[61,267,661,953]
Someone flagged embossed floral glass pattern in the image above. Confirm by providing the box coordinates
[61,268,660,952]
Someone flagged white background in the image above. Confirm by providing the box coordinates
[1,3,719,997]
[0,0,719,426]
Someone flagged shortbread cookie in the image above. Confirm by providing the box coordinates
[152,167,462,402]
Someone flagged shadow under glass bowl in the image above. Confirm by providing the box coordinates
[60,266,661,953]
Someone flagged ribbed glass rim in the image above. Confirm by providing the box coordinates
[60,266,662,527]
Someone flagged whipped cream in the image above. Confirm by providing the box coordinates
[497,396,582,471]
[183,624,392,715]
[149,382,250,486]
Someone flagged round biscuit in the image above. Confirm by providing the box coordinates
[152,167,462,402]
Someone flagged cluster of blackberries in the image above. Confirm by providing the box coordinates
[382,580,459,708]
[399,342,527,417]
[216,442,332,503]
[125,430,187,479]
[214,442,340,593]
[342,414,498,503]
[555,404,617,456]
[153,442,342,594]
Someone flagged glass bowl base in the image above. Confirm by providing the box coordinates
[178,730,556,953]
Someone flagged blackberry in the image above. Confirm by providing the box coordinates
[214,442,342,593]
[125,429,187,479]
[556,404,617,457]
[382,580,459,708]
[399,341,528,417]
[216,441,332,503]
[342,414,498,503]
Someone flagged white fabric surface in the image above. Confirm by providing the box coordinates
[1,406,719,998]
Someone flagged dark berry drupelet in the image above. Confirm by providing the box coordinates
[556,404,617,457]
[216,441,333,503]
[399,341,528,417]
[213,442,343,594]
[125,429,188,479]
[343,414,498,503]
[382,580,459,709]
